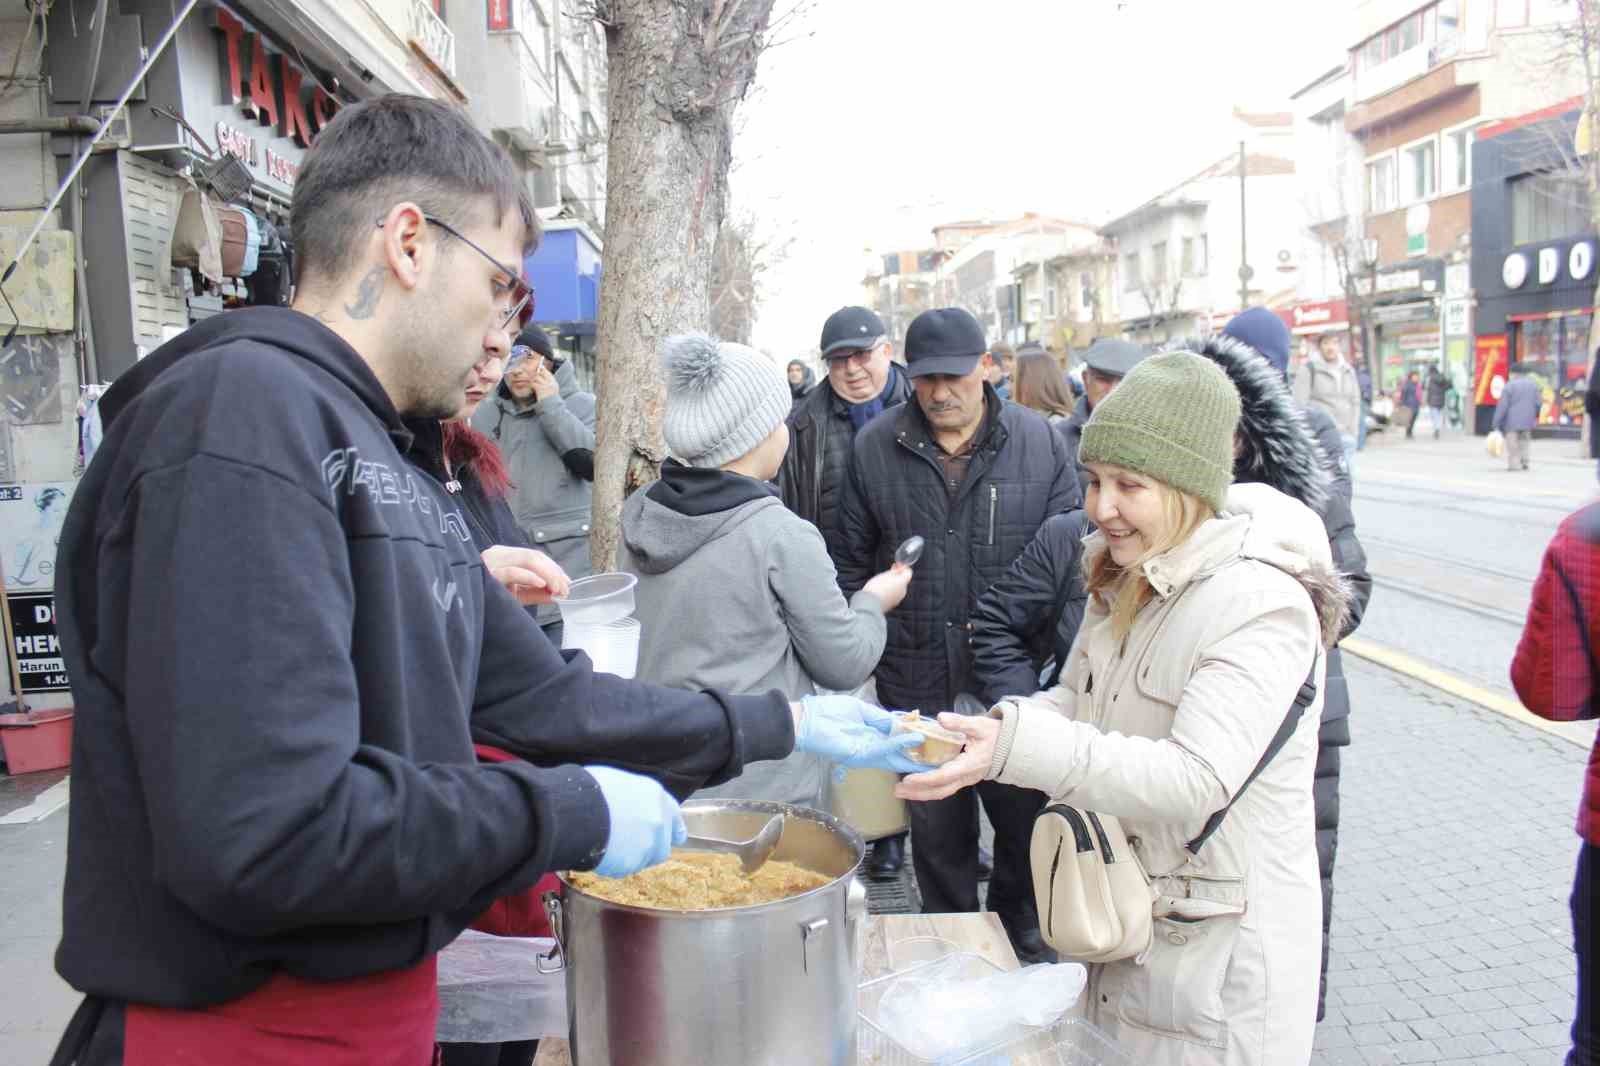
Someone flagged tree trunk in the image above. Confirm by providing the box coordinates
[588,0,777,570]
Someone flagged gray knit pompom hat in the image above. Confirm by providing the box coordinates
[659,331,792,469]
[1078,350,1241,511]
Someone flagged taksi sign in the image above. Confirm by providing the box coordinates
[212,7,342,182]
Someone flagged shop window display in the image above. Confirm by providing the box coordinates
[1512,312,1592,427]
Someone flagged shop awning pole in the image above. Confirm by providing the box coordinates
[0,0,201,306]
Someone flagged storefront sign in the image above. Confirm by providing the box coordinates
[1504,241,1597,290]
[212,7,341,187]
[1396,331,1442,350]
[1474,333,1508,405]
[487,0,512,31]
[1502,252,1528,289]
[1443,299,1470,337]
[1445,261,1470,299]
[1354,268,1428,296]
[7,592,67,693]
[1539,247,1561,285]
[1573,241,1595,281]
[1370,301,1435,325]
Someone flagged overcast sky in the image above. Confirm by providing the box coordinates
[730,0,1348,358]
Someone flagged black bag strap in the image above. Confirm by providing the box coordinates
[1185,653,1320,855]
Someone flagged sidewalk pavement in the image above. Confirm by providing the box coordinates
[1354,425,1596,508]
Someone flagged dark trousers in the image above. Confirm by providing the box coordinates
[1572,842,1599,1066]
[439,1040,539,1066]
[908,779,1046,939]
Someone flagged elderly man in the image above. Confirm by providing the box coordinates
[1058,337,1145,496]
[835,307,1077,962]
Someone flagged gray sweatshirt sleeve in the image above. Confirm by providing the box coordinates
[767,518,888,692]
[534,392,598,455]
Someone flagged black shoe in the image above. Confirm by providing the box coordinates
[1010,926,1057,966]
[867,835,905,879]
[977,846,993,882]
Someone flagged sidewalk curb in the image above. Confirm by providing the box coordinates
[1341,636,1594,749]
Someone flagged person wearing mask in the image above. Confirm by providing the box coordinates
[780,306,915,877]
[1495,364,1543,471]
[1199,314,1374,1024]
[1059,338,1146,499]
[898,352,1351,1065]
[787,358,815,412]
[48,94,922,1066]
[1511,506,1600,1066]
[835,307,1078,963]
[1294,332,1361,464]
[622,333,912,808]
[473,327,596,646]
[1425,364,1448,439]
[1011,348,1078,426]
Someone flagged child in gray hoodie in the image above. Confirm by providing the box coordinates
[621,332,911,808]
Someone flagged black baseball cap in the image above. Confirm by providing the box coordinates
[904,308,987,379]
[819,306,887,357]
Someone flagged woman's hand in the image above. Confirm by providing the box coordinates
[894,713,1002,802]
[480,545,571,606]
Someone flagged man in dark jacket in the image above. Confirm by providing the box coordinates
[786,358,815,412]
[1215,311,1375,1021]
[49,94,920,1066]
[1426,365,1449,439]
[835,307,1078,962]
[1058,338,1144,499]
[1495,364,1544,471]
[971,510,1091,706]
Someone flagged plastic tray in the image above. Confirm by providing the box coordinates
[857,953,1130,1066]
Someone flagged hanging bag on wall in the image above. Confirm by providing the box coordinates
[1030,657,1319,963]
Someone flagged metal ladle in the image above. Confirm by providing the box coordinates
[895,535,925,567]
[681,813,784,875]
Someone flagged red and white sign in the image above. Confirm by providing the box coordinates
[488,0,513,31]
[1288,299,1348,334]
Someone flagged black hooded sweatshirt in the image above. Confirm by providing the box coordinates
[52,308,792,1021]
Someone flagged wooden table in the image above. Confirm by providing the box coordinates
[530,913,1019,1065]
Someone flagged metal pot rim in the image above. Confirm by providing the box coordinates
[556,798,864,917]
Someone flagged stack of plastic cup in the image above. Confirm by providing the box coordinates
[555,573,641,679]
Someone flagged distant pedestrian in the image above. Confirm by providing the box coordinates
[1012,349,1077,423]
[1425,365,1448,439]
[989,341,1015,400]
[787,358,814,412]
[1584,353,1600,483]
[1353,348,1372,450]
[1059,338,1146,499]
[1294,332,1360,463]
[1494,364,1542,471]
[1511,505,1600,1066]
[1399,371,1422,439]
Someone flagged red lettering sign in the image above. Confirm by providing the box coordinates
[215,8,247,107]
[488,0,512,31]
[311,87,339,133]
[277,55,314,147]
[247,34,280,130]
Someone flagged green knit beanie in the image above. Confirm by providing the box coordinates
[1078,350,1241,512]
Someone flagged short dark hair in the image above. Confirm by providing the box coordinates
[291,94,539,287]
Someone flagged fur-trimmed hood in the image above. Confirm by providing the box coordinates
[1171,333,1330,515]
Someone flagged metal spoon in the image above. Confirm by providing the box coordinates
[895,535,925,568]
[681,813,784,875]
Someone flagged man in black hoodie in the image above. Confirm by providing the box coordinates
[51,94,916,1066]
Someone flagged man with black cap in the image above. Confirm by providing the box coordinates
[1058,338,1145,497]
[780,305,916,875]
[835,307,1077,962]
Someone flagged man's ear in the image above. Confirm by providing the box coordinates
[376,201,429,293]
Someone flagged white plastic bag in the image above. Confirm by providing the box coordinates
[875,958,1088,1062]
[434,930,568,1044]
[1486,429,1505,458]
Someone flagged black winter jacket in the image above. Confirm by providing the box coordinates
[834,386,1077,711]
[971,509,1092,706]
[52,309,794,1026]
[404,418,530,552]
[1056,395,1092,501]
[779,366,914,561]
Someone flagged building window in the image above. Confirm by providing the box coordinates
[1441,122,1483,193]
[1181,237,1195,275]
[1151,241,1168,283]
[1046,287,1057,318]
[1367,154,1397,212]
[1403,138,1438,202]
[1080,271,1094,309]
[1123,252,1141,292]
[1196,234,1208,274]
[1510,170,1590,245]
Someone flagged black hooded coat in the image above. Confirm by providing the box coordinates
[1185,332,1373,1020]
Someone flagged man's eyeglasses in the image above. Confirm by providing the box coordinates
[376,213,534,330]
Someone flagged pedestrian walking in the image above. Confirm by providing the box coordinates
[898,351,1352,1066]
[1011,348,1078,424]
[1058,338,1146,499]
[989,341,1015,399]
[47,93,923,1066]
[1584,355,1600,484]
[472,327,596,646]
[1400,371,1423,439]
[779,304,915,877]
[1293,331,1361,463]
[622,332,912,808]
[786,358,814,412]
[1353,349,1373,450]
[1494,364,1542,471]
[834,306,1078,963]
[1510,506,1600,1066]
[1197,318,1375,1023]
[1426,365,1448,439]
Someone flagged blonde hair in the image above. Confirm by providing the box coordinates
[1083,479,1215,641]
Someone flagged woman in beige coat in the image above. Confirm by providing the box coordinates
[900,352,1351,1066]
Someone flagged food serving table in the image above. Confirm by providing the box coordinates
[528,912,1029,1065]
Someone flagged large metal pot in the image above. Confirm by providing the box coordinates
[542,799,867,1065]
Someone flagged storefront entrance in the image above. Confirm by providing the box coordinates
[1510,309,1593,430]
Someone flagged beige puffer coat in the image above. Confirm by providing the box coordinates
[987,482,1351,1066]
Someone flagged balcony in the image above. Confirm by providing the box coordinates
[1346,55,1478,134]
[405,0,456,79]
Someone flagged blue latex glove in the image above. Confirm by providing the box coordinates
[586,766,687,879]
[795,694,927,780]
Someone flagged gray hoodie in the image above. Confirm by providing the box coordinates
[619,464,889,807]
[472,358,597,626]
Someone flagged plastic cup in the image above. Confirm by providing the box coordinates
[563,616,641,679]
[555,572,637,627]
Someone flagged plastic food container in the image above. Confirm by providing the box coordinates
[554,572,637,627]
[891,712,965,766]
[562,616,640,679]
[858,953,1130,1066]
